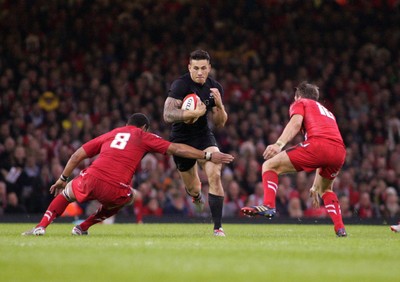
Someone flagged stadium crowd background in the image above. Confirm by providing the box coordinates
[1,0,400,223]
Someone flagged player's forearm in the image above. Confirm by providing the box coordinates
[167,143,209,160]
[163,97,186,123]
[275,115,302,148]
[61,147,87,178]
[163,108,185,123]
[212,106,228,128]
[164,108,200,124]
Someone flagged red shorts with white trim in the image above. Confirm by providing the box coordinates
[286,140,346,180]
[71,172,133,208]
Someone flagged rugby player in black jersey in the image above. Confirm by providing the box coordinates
[163,50,228,236]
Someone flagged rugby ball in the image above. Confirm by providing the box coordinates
[181,94,200,124]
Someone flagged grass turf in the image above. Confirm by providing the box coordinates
[0,223,399,282]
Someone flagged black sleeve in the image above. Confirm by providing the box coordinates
[168,79,189,100]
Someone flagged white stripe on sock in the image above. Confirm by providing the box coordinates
[44,211,52,221]
[267,181,278,193]
[327,209,337,215]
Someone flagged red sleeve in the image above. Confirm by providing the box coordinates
[289,100,305,117]
[82,133,107,157]
[141,132,171,154]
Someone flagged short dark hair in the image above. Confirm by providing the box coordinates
[127,113,150,129]
[295,81,319,100]
[190,49,210,62]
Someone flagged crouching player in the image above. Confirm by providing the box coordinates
[241,82,347,237]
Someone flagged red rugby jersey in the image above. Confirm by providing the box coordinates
[289,98,344,145]
[82,125,170,185]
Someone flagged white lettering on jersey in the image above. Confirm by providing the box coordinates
[316,102,335,120]
[110,133,131,150]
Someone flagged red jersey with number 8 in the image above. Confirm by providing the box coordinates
[289,98,344,145]
[82,126,171,185]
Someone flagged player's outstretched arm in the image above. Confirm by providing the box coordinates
[167,143,234,164]
[263,114,303,160]
[49,147,88,195]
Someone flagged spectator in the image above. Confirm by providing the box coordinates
[288,197,304,219]
[338,195,353,218]
[163,187,189,216]
[38,92,59,112]
[354,192,379,219]
[4,193,26,214]
[223,180,247,217]
[380,187,400,219]
[246,182,264,207]
[142,197,163,217]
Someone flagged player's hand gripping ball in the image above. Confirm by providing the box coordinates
[181,94,200,124]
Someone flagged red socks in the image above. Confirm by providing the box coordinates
[37,195,124,232]
[262,170,279,208]
[37,194,70,228]
[322,191,345,232]
[79,206,120,231]
[134,197,143,223]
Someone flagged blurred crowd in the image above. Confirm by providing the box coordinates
[1,0,400,222]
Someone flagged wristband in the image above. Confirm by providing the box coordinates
[204,151,212,161]
[60,174,69,182]
[275,140,285,149]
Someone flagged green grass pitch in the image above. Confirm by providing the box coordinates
[1,223,399,282]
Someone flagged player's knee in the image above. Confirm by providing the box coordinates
[207,163,222,177]
[208,175,222,190]
[262,160,277,172]
[183,176,201,191]
[125,188,137,206]
[62,183,76,202]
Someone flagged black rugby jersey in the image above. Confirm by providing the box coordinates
[167,73,224,139]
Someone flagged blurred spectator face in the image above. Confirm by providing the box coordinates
[295,172,308,192]
[280,175,293,189]
[288,197,303,218]
[359,192,371,208]
[37,148,48,165]
[188,59,211,85]
[14,146,26,163]
[385,192,398,209]
[339,171,353,187]
[25,155,37,169]
[139,182,155,198]
[7,192,19,206]
[0,123,10,139]
[147,197,160,212]
[4,137,16,152]
[339,195,352,217]
[51,162,63,179]
[227,181,240,200]
[254,182,264,196]
[384,188,399,215]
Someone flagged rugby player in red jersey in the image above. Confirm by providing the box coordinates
[22,113,233,236]
[241,82,347,237]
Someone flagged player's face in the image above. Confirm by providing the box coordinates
[188,59,211,85]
